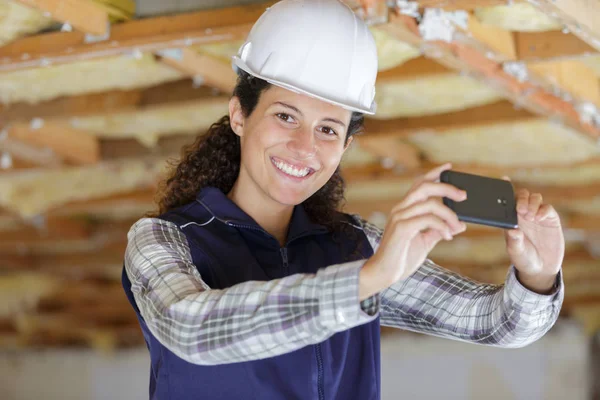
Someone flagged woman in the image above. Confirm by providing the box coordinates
[122,1,565,399]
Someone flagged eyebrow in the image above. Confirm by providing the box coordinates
[273,101,347,129]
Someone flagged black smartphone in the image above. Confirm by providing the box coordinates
[440,170,518,229]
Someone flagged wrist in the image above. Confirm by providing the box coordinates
[359,258,391,301]
[515,269,557,295]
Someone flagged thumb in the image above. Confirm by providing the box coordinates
[422,229,445,253]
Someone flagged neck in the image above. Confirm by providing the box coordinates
[227,175,294,247]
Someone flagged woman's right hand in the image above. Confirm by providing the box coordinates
[359,163,468,300]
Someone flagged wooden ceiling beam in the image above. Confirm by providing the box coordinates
[15,0,110,36]
[376,56,453,82]
[0,221,132,255]
[0,89,143,122]
[156,49,237,94]
[514,30,597,61]
[413,0,518,10]
[6,121,100,165]
[379,12,600,141]
[0,2,275,73]
[526,0,600,53]
[0,79,217,125]
[356,136,422,169]
[0,137,63,167]
[364,100,536,138]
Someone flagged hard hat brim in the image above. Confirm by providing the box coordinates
[232,57,376,115]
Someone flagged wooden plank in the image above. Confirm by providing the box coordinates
[414,0,515,10]
[0,79,215,124]
[466,11,517,60]
[515,30,597,61]
[0,220,132,255]
[0,23,253,73]
[0,2,275,72]
[46,189,155,222]
[16,0,109,36]
[527,59,600,106]
[364,100,537,138]
[139,78,219,105]
[100,135,195,160]
[0,137,63,167]
[527,0,600,53]
[8,122,100,165]
[0,89,142,122]
[377,56,452,82]
[356,136,422,169]
[0,217,93,243]
[382,12,600,141]
[156,49,237,94]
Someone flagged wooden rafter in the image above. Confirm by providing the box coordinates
[414,0,518,10]
[526,0,600,53]
[0,79,217,124]
[0,137,62,167]
[364,100,537,137]
[0,2,275,73]
[377,56,452,82]
[379,12,600,141]
[156,48,237,94]
[514,30,597,61]
[7,122,100,165]
[15,0,109,36]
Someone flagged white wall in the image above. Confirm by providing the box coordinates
[0,319,592,400]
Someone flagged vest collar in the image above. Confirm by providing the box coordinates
[196,187,328,242]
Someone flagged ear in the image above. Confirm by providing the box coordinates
[229,96,245,137]
[342,135,354,152]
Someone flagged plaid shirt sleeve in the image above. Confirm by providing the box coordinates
[354,216,565,348]
[124,218,378,366]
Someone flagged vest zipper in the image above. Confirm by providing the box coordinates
[280,247,288,271]
[315,344,325,400]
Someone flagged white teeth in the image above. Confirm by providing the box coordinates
[274,160,310,177]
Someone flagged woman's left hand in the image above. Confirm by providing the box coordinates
[503,181,565,294]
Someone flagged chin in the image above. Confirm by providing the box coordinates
[268,185,312,207]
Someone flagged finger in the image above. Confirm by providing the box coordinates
[402,214,453,241]
[527,193,543,220]
[408,162,452,191]
[398,182,467,210]
[423,162,452,183]
[394,198,465,233]
[536,204,558,222]
[501,175,511,182]
[516,189,530,215]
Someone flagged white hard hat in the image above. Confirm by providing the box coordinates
[232,0,378,115]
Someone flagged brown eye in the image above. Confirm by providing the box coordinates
[319,126,338,136]
[276,113,294,123]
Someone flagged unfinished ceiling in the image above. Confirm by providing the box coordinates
[0,0,599,350]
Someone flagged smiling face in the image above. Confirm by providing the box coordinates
[229,85,353,209]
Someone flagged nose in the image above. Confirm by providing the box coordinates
[286,128,317,160]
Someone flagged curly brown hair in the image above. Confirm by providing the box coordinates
[153,70,365,230]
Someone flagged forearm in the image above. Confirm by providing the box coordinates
[130,260,377,366]
[379,261,564,347]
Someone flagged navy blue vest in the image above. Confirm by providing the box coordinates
[122,187,381,399]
